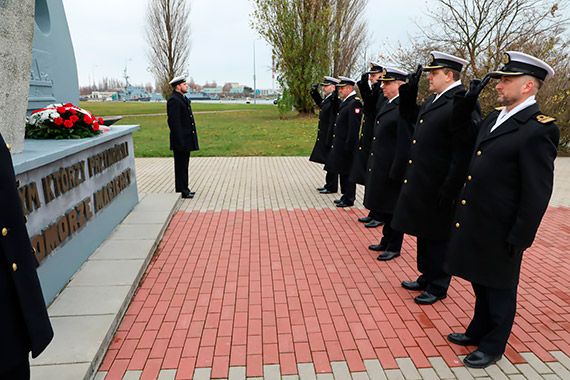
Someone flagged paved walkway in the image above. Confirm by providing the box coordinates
[95,157,570,380]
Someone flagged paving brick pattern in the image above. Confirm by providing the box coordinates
[96,157,570,379]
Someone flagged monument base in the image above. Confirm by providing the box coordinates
[13,125,140,304]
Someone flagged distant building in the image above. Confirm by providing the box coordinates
[202,87,223,95]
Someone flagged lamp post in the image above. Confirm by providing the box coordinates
[253,39,260,105]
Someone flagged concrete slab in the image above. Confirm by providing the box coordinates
[48,285,131,317]
[69,259,145,287]
[30,363,91,380]
[107,223,165,240]
[90,239,155,261]
[32,314,115,365]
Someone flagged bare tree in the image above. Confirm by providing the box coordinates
[145,0,191,100]
[330,0,369,77]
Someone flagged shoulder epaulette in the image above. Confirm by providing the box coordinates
[354,97,361,101]
[536,114,556,124]
[495,106,505,111]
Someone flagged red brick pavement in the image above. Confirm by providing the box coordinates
[99,206,570,379]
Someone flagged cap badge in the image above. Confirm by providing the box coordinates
[503,53,510,65]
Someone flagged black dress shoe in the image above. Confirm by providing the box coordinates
[334,199,342,204]
[317,187,326,191]
[377,251,400,261]
[401,280,425,291]
[447,333,478,346]
[463,350,502,369]
[414,291,447,305]
[365,220,384,228]
[336,201,354,208]
[319,189,337,194]
[358,216,372,223]
[181,192,194,199]
[368,243,386,252]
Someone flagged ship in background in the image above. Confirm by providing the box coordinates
[113,67,151,102]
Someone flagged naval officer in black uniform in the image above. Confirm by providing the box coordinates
[167,75,199,199]
[364,67,408,260]
[0,133,53,379]
[355,62,386,228]
[310,76,340,194]
[444,52,559,368]
[324,77,363,207]
[392,51,480,305]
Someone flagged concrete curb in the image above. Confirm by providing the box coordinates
[30,193,181,380]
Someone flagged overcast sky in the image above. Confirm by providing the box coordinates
[60,0,434,89]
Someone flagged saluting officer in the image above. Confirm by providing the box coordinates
[364,67,408,260]
[0,133,53,379]
[310,76,340,194]
[392,52,480,305]
[167,75,199,199]
[444,52,559,368]
[354,62,386,227]
[324,77,363,207]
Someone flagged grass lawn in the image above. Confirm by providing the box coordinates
[80,102,318,157]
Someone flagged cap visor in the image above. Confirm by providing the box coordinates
[422,65,444,71]
[488,71,524,78]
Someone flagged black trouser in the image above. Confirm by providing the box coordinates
[325,171,338,192]
[339,174,356,203]
[1,357,30,380]
[173,149,190,192]
[378,213,403,252]
[367,210,383,221]
[465,283,517,356]
[415,237,451,297]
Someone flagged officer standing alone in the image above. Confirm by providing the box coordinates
[444,52,559,369]
[167,75,199,199]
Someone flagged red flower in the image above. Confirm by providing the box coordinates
[54,117,64,125]
[98,117,104,125]
[84,115,93,124]
[69,109,77,115]
[56,107,67,114]
[63,120,73,128]
[93,122,100,131]
[70,115,79,123]
[64,103,73,107]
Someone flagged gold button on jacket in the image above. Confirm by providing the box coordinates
[12,263,17,272]
[1,228,7,236]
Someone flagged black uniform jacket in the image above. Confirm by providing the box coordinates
[324,94,364,175]
[167,91,199,152]
[392,84,480,240]
[350,82,385,184]
[445,104,559,289]
[0,134,53,371]
[309,90,338,164]
[363,97,406,213]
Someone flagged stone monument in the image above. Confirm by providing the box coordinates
[0,0,35,153]
[28,0,79,113]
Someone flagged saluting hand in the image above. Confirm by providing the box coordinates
[406,65,423,88]
[465,74,491,103]
[360,72,369,85]
[311,84,319,92]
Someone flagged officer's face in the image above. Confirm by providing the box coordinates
[382,80,400,99]
[427,68,450,94]
[177,82,189,94]
[369,72,381,83]
[322,84,335,96]
[338,85,352,99]
[495,75,534,108]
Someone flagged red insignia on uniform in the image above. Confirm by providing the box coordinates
[355,108,361,114]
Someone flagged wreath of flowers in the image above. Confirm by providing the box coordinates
[26,103,108,139]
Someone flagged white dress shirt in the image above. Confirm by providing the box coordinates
[490,95,536,133]
[342,91,357,102]
[433,80,462,103]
